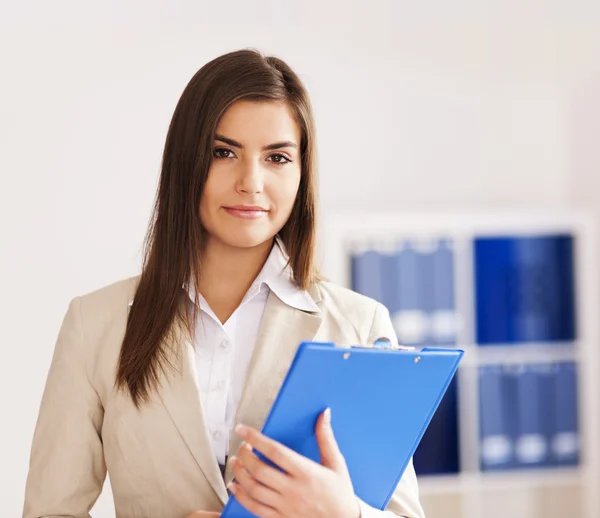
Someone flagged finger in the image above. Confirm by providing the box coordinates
[229,455,283,509]
[235,442,291,492]
[228,481,281,518]
[315,408,345,471]
[235,424,312,476]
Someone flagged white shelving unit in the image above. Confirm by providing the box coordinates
[318,209,600,518]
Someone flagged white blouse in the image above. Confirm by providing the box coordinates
[187,239,319,464]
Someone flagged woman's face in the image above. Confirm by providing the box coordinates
[200,100,302,250]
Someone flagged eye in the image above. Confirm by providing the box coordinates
[213,147,236,159]
[267,153,292,165]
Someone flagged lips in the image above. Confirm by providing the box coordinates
[223,205,269,220]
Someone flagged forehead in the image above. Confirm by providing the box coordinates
[216,100,301,145]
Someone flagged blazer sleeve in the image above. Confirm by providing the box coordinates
[23,297,106,518]
[366,302,427,518]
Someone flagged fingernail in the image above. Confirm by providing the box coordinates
[229,456,237,466]
[235,424,248,438]
[324,407,331,425]
[227,482,237,493]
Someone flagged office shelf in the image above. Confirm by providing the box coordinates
[319,209,600,518]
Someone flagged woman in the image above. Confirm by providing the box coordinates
[23,49,425,518]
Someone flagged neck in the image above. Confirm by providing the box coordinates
[196,237,275,323]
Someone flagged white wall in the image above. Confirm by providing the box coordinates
[1,1,599,516]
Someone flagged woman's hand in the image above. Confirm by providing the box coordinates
[184,512,220,517]
[229,408,361,518]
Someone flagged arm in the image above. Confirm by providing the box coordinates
[360,302,426,518]
[23,297,106,518]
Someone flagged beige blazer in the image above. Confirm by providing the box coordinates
[23,276,425,518]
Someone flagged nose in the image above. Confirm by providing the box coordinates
[236,158,264,195]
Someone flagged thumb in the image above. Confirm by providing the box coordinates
[316,408,344,471]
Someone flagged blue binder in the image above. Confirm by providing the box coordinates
[350,250,385,305]
[389,241,430,346]
[413,376,460,475]
[380,248,403,329]
[513,364,552,468]
[430,238,458,346]
[550,362,580,466]
[221,341,464,517]
[479,365,516,470]
[474,234,576,344]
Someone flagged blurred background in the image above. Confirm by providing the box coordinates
[1,1,599,517]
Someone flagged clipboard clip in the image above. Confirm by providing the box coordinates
[373,337,416,351]
[333,338,416,351]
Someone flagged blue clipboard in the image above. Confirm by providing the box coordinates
[222,341,464,517]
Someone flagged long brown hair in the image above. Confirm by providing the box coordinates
[116,49,320,407]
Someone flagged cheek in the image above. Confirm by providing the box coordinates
[273,171,301,210]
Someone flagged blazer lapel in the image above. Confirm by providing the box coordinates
[225,287,323,483]
[156,319,229,505]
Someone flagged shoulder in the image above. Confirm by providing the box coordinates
[315,280,397,344]
[315,280,382,328]
[65,275,140,346]
[316,280,379,312]
[75,275,140,316]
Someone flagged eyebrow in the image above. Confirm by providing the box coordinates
[215,134,298,151]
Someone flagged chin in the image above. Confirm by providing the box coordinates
[214,230,277,250]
